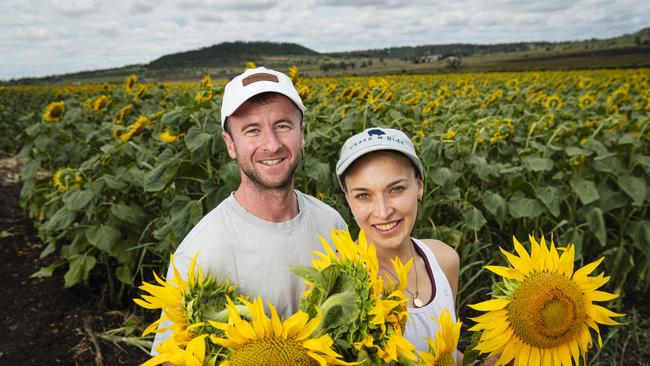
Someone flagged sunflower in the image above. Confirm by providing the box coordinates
[209,296,352,366]
[444,129,457,140]
[292,229,417,364]
[578,94,595,110]
[92,95,110,113]
[142,334,207,366]
[417,308,461,366]
[468,234,624,366]
[135,253,244,363]
[125,74,138,94]
[119,115,150,142]
[115,104,133,125]
[545,95,563,110]
[43,101,65,122]
[244,61,256,71]
[289,65,299,84]
[200,74,213,89]
[160,130,186,143]
[195,90,215,103]
[51,168,82,192]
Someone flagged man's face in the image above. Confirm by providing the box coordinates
[223,94,304,191]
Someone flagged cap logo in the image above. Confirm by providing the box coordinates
[367,129,386,136]
[242,73,279,86]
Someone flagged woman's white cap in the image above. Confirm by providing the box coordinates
[336,127,424,190]
[220,67,305,128]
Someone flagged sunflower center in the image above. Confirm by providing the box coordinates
[507,272,586,348]
[228,337,318,366]
[435,352,456,366]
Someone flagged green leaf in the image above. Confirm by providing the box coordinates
[288,265,327,289]
[616,175,647,207]
[508,196,545,219]
[627,220,650,254]
[430,167,453,187]
[64,254,97,287]
[481,191,507,227]
[40,242,57,258]
[0,230,13,238]
[144,157,181,192]
[42,207,76,232]
[161,107,189,126]
[571,178,600,205]
[595,184,627,213]
[564,146,585,157]
[523,156,554,172]
[535,186,563,217]
[305,158,331,182]
[85,225,121,253]
[102,175,128,190]
[582,206,607,246]
[116,265,132,285]
[62,189,94,211]
[110,203,147,224]
[185,127,213,153]
[463,207,487,231]
[30,261,64,278]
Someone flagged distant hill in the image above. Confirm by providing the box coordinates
[148,41,319,69]
[328,27,650,61]
[4,28,650,85]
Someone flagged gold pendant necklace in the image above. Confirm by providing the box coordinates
[379,242,423,308]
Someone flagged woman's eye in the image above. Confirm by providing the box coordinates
[356,193,369,200]
[390,186,405,193]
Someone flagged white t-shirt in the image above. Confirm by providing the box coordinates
[151,190,346,354]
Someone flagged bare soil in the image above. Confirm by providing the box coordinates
[0,158,149,365]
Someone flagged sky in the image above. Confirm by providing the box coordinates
[1,0,649,80]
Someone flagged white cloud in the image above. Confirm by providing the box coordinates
[0,0,649,79]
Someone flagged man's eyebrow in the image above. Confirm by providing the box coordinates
[239,121,261,131]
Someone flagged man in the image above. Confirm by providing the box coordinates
[151,67,346,355]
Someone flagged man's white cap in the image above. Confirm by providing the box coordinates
[336,127,424,190]
[220,66,305,129]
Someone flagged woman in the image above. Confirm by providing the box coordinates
[335,127,461,360]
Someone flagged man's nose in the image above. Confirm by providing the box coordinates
[260,129,283,152]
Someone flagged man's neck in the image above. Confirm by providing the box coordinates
[233,183,299,222]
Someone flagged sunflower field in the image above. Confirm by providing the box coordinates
[1,67,649,363]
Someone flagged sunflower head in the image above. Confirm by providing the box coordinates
[43,101,65,122]
[469,234,625,366]
[417,308,461,366]
[135,253,244,360]
[291,229,416,364]
[160,130,186,143]
[209,296,351,366]
[51,167,82,192]
[125,74,138,94]
[92,95,110,113]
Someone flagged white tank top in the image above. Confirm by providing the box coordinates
[403,238,458,362]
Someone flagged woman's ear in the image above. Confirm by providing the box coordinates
[417,178,423,200]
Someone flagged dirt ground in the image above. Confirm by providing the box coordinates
[0,158,149,365]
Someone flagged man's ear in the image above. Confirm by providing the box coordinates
[223,131,237,160]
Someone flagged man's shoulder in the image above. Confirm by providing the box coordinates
[296,190,347,229]
[297,191,343,218]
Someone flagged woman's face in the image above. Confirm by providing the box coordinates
[344,151,423,252]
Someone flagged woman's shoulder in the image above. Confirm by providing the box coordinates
[418,238,460,272]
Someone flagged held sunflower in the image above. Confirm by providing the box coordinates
[209,297,352,366]
[469,234,624,366]
[417,308,461,366]
[292,229,417,365]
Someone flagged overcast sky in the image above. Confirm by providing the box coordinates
[1,0,649,80]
